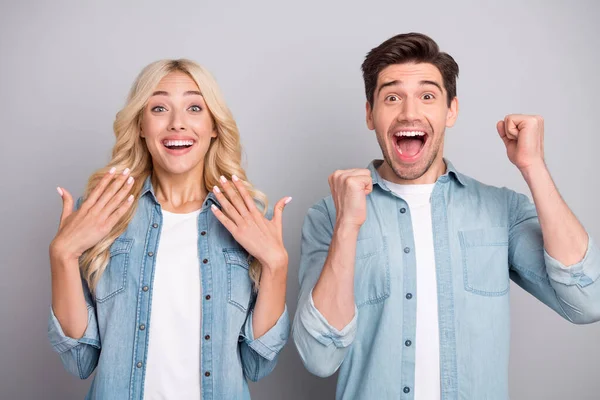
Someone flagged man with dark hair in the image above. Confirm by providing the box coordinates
[292,32,600,399]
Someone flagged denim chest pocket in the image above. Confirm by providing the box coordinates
[354,236,391,308]
[95,237,134,303]
[459,227,510,296]
[224,249,253,313]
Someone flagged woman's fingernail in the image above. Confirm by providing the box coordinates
[123,168,130,175]
[127,176,134,185]
[127,195,134,202]
[109,167,116,175]
[232,175,239,182]
[56,187,64,196]
[213,186,221,194]
[285,196,293,204]
[220,175,227,183]
[211,204,218,211]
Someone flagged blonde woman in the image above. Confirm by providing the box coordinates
[47,60,291,399]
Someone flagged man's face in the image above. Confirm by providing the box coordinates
[367,62,458,182]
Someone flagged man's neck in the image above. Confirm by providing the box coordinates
[377,157,447,185]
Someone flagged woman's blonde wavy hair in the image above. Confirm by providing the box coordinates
[80,59,267,293]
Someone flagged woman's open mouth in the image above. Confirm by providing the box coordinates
[162,139,195,155]
[393,130,428,163]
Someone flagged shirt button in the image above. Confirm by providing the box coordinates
[142,286,149,292]
[148,252,154,257]
[152,223,158,228]
[201,231,207,236]
[404,247,410,254]
[406,293,412,299]
[405,340,412,347]
[400,208,406,214]
[203,259,208,264]
[204,371,211,377]
[137,362,143,368]
[205,295,211,300]
[140,324,146,331]
[205,335,210,340]
[403,386,410,394]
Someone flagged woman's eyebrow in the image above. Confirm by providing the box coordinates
[150,90,203,96]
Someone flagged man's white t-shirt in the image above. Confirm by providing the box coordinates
[143,209,202,399]
[383,180,440,400]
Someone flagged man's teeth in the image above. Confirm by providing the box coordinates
[394,131,426,137]
[164,140,194,147]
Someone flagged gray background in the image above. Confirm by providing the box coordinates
[1,0,599,399]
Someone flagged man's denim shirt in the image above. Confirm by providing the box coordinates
[48,177,290,400]
[293,160,600,400]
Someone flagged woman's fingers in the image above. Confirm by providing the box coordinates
[101,176,135,220]
[94,168,132,211]
[105,194,135,228]
[219,176,251,218]
[82,167,117,209]
[57,187,74,228]
[230,175,263,216]
[212,184,243,226]
[272,196,292,234]
[210,204,238,234]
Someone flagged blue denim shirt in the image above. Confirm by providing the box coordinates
[48,177,290,400]
[293,160,600,400]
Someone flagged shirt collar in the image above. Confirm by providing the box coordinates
[367,158,468,189]
[140,175,221,210]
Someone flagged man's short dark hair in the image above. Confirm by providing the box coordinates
[362,32,459,107]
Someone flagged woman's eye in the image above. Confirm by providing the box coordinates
[188,105,202,112]
[151,106,167,112]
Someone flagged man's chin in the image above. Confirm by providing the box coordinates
[392,164,429,181]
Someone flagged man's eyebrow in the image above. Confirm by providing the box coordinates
[420,80,443,93]
[377,80,401,95]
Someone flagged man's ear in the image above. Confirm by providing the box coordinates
[446,97,459,128]
[366,101,375,131]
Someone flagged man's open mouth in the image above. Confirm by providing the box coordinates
[393,130,428,160]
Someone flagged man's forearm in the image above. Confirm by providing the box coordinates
[312,223,359,330]
[522,162,588,265]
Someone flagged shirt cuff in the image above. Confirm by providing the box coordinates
[298,289,357,348]
[242,305,290,361]
[48,305,100,353]
[545,235,600,288]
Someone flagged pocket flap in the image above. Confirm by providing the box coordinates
[223,249,251,269]
[460,227,508,247]
[109,237,134,257]
[355,237,385,260]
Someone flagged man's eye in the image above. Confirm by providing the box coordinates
[422,94,435,100]
[386,95,399,102]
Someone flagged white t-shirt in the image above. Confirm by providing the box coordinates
[144,209,202,400]
[383,180,440,400]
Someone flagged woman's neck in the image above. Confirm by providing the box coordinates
[151,168,207,213]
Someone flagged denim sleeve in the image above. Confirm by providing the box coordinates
[47,196,101,379]
[47,276,101,379]
[239,305,290,382]
[508,191,600,324]
[292,202,357,378]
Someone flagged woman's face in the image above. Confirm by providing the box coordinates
[140,71,217,178]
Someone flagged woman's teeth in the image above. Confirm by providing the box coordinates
[163,139,194,147]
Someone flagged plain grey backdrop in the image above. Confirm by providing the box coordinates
[1,0,599,399]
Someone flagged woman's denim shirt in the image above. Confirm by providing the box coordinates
[48,177,290,399]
